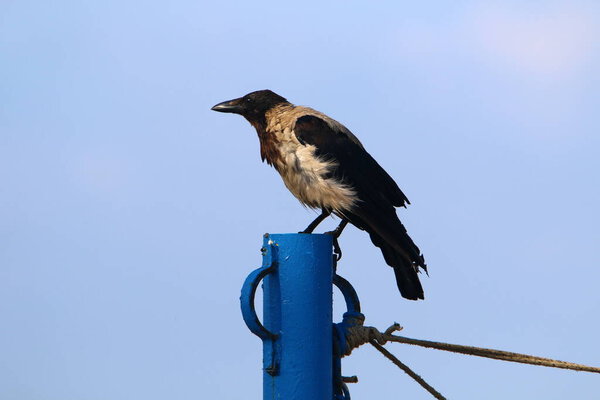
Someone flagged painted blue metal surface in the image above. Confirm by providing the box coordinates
[240,233,333,400]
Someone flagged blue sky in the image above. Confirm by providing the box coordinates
[1,1,599,399]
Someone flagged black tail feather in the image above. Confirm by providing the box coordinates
[393,264,424,300]
[368,231,424,300]
[345,205,426,300]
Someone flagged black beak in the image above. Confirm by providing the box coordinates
[211,98,244,114]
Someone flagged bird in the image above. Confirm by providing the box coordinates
[211,90,427,300]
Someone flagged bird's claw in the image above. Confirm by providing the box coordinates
[333,239,342,261]
[324,231,343,261]
[325,219,348,262]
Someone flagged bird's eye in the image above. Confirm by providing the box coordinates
[246,98,252,103]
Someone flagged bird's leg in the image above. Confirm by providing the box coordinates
[300,209,331,234]
[327,219,349,237]
[325,219,349,261]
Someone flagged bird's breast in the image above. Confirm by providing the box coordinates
[268,127,357,212]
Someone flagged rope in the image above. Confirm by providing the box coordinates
[343,322,447,399]
[383,332,600,374]
[343,321,600,374]
[340,315,400,356]
[370,339,447,400]
[342,320,600,399]
[343,325,387,356]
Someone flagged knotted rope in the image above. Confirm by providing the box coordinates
[342,318,600,399]
[343,319,600,373]
[341,314,397,356]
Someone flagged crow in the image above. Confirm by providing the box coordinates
[211,90,426,300]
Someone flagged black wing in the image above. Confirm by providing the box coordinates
[294,114,426,300]
[294,115,409,208]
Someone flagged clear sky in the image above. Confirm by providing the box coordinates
[1,1,599,399]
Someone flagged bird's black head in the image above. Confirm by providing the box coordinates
[211,90,288,123]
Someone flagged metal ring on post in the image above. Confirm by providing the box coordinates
[333,274,361,314]
[240,263,278,341]
[333,273,363,400]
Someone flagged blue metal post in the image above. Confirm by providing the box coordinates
[260,233,333,400]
